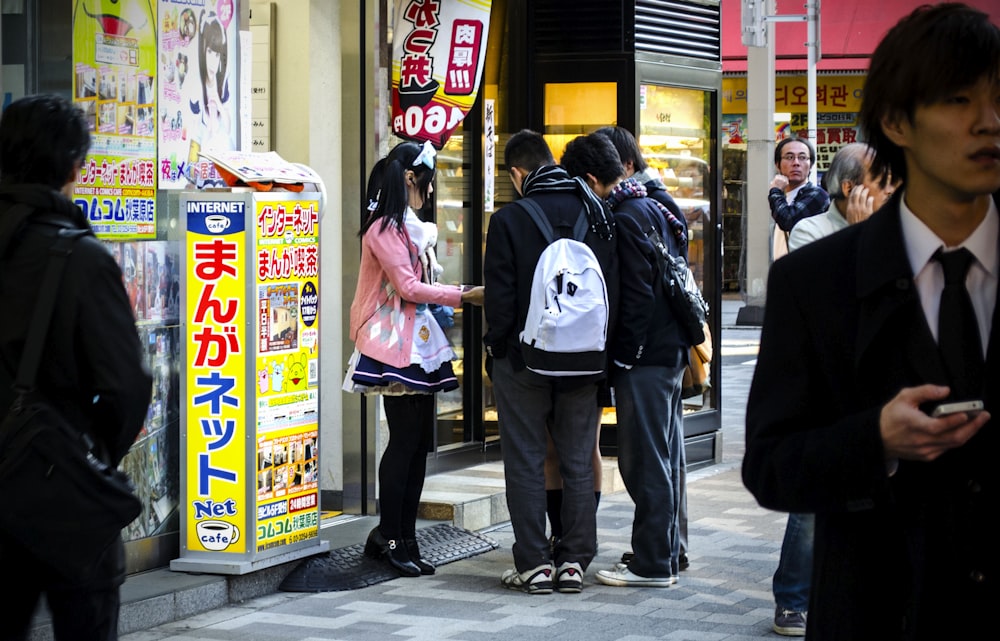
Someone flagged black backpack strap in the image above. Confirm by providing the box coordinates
[513,198,589,244]
[13,226,88,394]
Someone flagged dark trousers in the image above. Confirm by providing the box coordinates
[492,357,598,572]
[379,394,435,540]
[1,533,123,641]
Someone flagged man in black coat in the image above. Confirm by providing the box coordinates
[0,95,152,640]
[743,5,1000,639]
[484,130,619,594]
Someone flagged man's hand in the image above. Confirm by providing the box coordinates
[845,185,876,225]
[770,174,789,191]
[880,384,989,462]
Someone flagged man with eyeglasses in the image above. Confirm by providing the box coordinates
[769,137,830,261]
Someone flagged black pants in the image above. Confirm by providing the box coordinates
[1,532,123,641]
[378,394,434,540]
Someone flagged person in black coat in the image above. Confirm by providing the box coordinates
[743,5,1000,639]
[562,132,689,588]
[0,95,152,641]
[484,130,619,594]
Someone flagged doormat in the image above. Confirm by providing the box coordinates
[279,523,500,592]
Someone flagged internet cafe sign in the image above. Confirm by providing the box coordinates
[391,0,491,147]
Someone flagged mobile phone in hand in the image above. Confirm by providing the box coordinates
[930,400,984,418]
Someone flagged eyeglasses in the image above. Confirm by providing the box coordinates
[412,140,437,170]
[781,153,811,163]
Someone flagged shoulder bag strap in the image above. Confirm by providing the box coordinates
[13,226,88,394]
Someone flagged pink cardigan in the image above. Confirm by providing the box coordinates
[349,220,463,368]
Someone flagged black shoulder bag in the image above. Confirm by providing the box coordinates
[0,220,142,580]
[646,226,707,347]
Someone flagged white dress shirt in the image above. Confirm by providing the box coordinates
[900,193,999,356]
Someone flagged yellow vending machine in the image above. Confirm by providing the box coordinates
[171,189,327,574]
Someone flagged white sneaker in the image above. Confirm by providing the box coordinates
[555,561,583,593]
[501,563,553,594]
[596,565,676,588]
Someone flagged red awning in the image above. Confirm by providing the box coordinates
[722,0,1000,73]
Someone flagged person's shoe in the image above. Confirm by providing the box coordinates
[773,607,807,636]
[620,551,634,564]
[404,538,435,575]
[554,561,583,593]
[596,564,675,587]
[363,527,420,577]
[678,552,690,571]
[501,564,554,594]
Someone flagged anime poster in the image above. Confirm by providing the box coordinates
[71,0,158,238]
[391,0,492,147]
[159,0,240,189]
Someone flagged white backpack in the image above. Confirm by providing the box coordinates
[515,199,609,376]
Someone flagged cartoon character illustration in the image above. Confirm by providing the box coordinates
[284,353,308,391]
[270,362,284,393]
[257,367,269,394]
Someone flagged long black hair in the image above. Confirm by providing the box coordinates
[361,141,435,236]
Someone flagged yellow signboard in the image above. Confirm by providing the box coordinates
[184,198,248,555]
[253,198,321,551]
[721,75,866,115]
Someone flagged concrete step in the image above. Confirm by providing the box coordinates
[418,458,625,531]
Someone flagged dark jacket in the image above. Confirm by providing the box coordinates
[768,180,830,232]
[611,195,687,367]
[743,191,1000,640]
[0,184,152,587]
[483,190,620,387]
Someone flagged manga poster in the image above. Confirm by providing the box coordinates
[158,0,240,189]
[71,0,158,238]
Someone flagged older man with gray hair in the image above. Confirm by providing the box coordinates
[788,143,898,251]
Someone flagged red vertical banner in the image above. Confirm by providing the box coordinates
[391,0,492,148]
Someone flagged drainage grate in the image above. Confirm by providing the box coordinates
[279,523,500,592]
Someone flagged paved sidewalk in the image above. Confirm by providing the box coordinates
[116,300,788,641]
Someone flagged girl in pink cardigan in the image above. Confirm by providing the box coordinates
[345,140,484,577]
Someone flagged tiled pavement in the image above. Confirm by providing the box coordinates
[111,301,786,641]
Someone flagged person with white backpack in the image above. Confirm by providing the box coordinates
[484,130,619,594]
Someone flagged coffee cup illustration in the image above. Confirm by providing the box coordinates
[196,520,240,551]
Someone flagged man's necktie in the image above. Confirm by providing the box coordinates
[934,247,984,399]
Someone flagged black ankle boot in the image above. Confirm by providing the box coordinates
[364,527,388,559]
[385,537,421,577]
[404,538,435,575]
[365,527,421,576]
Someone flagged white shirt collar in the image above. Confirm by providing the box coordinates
[899,192,999,279]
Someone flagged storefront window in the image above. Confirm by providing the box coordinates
[637,83,714,415]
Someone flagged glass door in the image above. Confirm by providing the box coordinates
[637,83,716,417]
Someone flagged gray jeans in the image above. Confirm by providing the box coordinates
[613,363,686,578]
[492,357,598,572]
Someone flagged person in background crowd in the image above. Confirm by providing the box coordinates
[769,136,830,261]
[0,94,153,641]
[484,130,619,594]
[768,142,898,636]
[562,132,688,588]
[344,140,484,578]
[743,4,1000,639]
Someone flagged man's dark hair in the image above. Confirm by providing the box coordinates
[0,94,91,189]
[860,3,1000,185]
[595,126,649,174]
[504,129,554,173]
[561,133,625,186]
[773,136,816,166]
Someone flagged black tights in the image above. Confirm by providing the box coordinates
[378,394,434,540]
